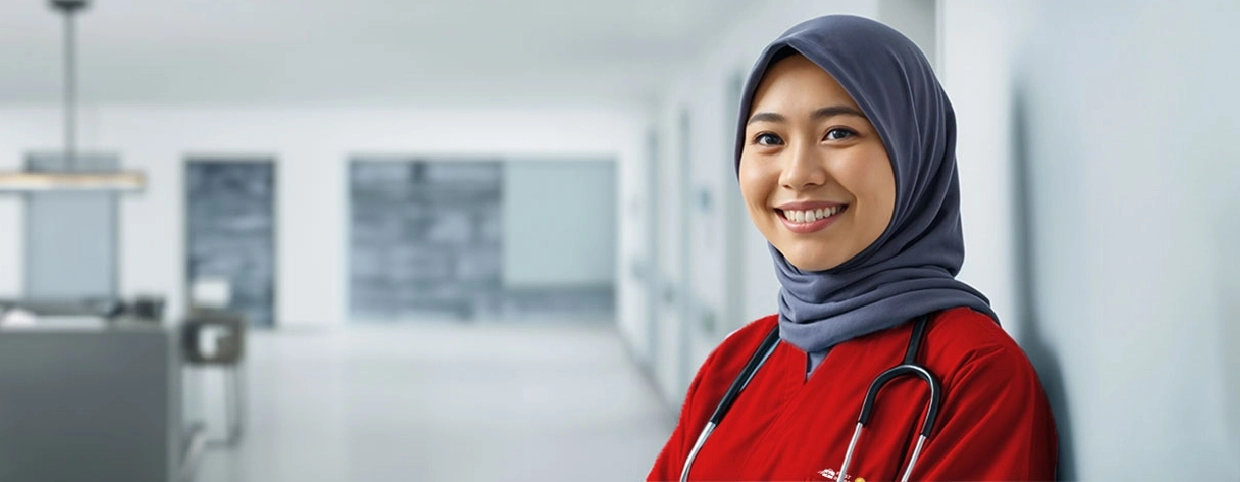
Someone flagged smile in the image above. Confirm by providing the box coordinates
[776,205,848,233]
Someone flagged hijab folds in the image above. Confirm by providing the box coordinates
[733,15,998,362]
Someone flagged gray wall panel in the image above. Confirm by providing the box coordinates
[24,152,119,299]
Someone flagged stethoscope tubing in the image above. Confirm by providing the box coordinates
[681,316,940,482]
[680,328,780,482]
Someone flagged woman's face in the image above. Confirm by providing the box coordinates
[739,55,896,271]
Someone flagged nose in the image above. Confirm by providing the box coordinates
[779,140,827,191]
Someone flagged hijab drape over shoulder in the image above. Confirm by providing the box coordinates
[734,15,998,356]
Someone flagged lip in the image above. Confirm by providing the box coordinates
[774,201,848,234]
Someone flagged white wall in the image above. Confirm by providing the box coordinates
[942,0,1240,478]
[935,0,1023,339]
[0,105,644,328]
[878,0,938,68]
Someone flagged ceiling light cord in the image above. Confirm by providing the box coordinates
[52,0,88,170]
[65,8,75,168]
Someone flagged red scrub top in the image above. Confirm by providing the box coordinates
[649,307,1057,481]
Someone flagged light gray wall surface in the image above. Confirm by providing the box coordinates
[503,160,617,288]
[943,0,1240,478]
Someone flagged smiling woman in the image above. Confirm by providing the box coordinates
[649,15,1058,482]
[739,54,895,272]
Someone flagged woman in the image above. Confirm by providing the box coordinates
[648,15,1058,482]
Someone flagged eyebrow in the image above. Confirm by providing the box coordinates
[747,105,868,125]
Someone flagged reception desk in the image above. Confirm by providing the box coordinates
[0,322,183,482]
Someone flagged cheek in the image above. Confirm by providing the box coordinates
[837,151,894,199]
[737,159,769,211]
[849,157,896,224]
[870,161,897,215]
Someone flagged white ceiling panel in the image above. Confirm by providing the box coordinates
[0,0,757,106]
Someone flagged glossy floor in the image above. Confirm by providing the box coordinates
[193,320,673,482]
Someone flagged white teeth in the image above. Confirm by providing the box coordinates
[784,206,846,224]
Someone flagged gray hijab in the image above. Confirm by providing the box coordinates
[734,15,998,359]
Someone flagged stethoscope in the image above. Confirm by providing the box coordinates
[680,316,942,482]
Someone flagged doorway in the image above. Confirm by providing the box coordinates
[185,158,277,328]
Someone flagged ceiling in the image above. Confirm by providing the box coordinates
[0,0,756,107]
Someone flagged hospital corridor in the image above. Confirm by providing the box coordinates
[1,1,1239,481]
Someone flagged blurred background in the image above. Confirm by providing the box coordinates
[0,0,1237,480]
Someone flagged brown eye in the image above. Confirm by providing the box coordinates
[754,133,783,146]
[824,128,857,141]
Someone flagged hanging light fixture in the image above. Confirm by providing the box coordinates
[0,0,146,192]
